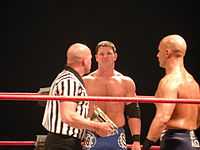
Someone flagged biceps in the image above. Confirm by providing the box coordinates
[156,82,178,98]
[156,104,176,120]
[126,83,136,97]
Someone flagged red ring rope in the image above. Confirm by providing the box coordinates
[0,92,198,150]
[0,93,199,104]
[0,141,35,146]
[0,92,39,95]
[0,141,160,149]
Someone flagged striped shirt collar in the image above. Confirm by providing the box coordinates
[64,65,85,87]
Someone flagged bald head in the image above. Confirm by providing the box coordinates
[159,34,187,57]
[66,43,92,75]
[67,43,91,65]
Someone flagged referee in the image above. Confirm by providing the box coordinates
[42,43,113,150]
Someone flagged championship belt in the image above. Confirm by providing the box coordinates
[91,106,118,130]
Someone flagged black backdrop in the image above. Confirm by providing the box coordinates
[0,0,199,149]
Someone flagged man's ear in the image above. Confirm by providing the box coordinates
[165,49,170,58]
[95,54,100,63]
[114,53,118,61]
[82,58,86,67]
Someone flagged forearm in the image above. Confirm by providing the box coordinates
[61,111,100,132]
[128,118,141,150]
[146,117,166,142]
[65,112,98,131]
[142,117,166,150]
[60,101,98,131]
[197,106,200,128]
[142,118,164,150]
[128,118,141,135]
[60,101,115,137]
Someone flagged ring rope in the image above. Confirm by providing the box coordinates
[0,92,39,95]
[0,93,199,104]
[0,141,35,146]
[0,92,198,150]
[0,141,160,149]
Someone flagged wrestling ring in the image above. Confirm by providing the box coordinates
[0,92,199,150]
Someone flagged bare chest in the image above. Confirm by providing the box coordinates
[87,78,126,122]
[87,78,126,97]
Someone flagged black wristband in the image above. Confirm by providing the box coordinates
[132,134,140,142]
[142,138,154,150]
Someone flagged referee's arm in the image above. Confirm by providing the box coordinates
[60,100,115,137]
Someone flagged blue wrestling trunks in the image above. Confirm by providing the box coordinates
[160,129,200,150]
[82,128,127,150]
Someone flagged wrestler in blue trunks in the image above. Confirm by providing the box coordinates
[160,129,200,150]
[82,128,127,150]
[82,103,141,150]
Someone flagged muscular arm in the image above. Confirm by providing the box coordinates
[146,81,177,142]
[197,104,200,128]
[198,88,200,128]
[60,101,115,136]
[125,78,141,149]
[128,117,141,137]
[60,101,99,131]
[146,103,176,141]
[126,78,141,133]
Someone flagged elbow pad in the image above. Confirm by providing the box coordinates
[125,103,141,118]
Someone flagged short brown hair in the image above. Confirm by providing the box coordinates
[95,41,117,54]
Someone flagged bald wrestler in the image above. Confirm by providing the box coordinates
[82,41,141,150]
[142,34,200,150]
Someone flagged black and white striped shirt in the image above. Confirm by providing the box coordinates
[42,66,89,139]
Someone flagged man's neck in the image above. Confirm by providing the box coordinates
[68,65,84,76]
[165,58,184,75]
[96,68,115,77]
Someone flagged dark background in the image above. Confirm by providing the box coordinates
[0,0,199,149]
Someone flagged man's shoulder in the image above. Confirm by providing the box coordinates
[55,69,72,80]
[83,71,97,80]
[163,74,181,83]
[158,74,180,91]
[114,71,134,81]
